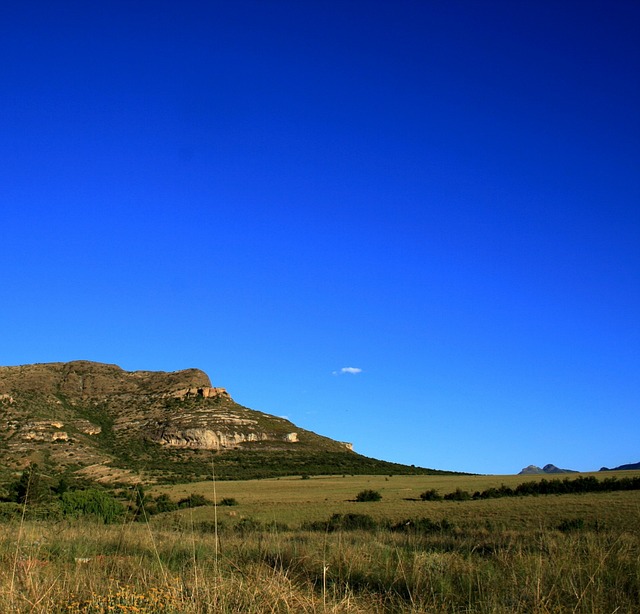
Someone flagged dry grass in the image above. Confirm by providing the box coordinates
[0,472,638,613]
[152,471,640,530]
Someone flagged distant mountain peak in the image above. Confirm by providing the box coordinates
[518,463,577,475]
[600,461,640,472]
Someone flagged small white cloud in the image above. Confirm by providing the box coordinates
[332,367,363,375]
[341,367,362,374]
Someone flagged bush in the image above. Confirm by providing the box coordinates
[60,489,124,524]
[389,517,453,533]
[330,513,377,531]
[155,493,178,513]
[178,493,213,509]
[195,520,225,533]
[305,513,377,532]
[0,502,24,520]
[234,517,263,533]
[355,489,382,502]
[444,488,471,501]
[419,488,442,501]
[558,518,585,532]
[10,463,50,504]
[219,497,238,506]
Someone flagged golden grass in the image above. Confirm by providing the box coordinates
[152,471,640,530]
[0,472,638,613]
[1,515,638,613]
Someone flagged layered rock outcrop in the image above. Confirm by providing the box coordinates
[166,386,229,399]
[0,360,211,399]
[155,428,298,449]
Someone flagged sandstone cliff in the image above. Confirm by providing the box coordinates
[0,360,212,399]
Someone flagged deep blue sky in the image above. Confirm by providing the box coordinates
[1,1,638,474]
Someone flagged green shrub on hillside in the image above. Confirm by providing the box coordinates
[60,489,124,524]
[10,463,50,504]
[154,493,178,513]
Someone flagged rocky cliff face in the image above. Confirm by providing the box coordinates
[0,361,352,483]
[155,428,299,449]
[0,360,212,399]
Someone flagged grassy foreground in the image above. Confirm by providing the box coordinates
[1,473,639,613]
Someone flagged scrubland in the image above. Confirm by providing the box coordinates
[1,472,639,613]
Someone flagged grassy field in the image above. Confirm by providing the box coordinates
[0,472,639,612]
[152,471,640,530]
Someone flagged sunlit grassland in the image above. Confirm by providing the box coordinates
[0,472,638,612]
[152,471,640,530]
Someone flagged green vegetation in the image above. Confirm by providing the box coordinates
[443,487,472,501]
[219,497,238,506]
[10,463,48,504]
[153,448,452,482]
[418,475,640,505]
[419,487,442,501]
[59,489,124,524]
[0,464,213,523]
[304,512,378,531]
[355,488,382,502]
[471,474,640,498]
[177,493,213,509]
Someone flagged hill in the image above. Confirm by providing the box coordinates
[518,463,577,475]
[600,461,640,471]
[0,360,455,484]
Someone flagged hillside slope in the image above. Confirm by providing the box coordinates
[0,361,452,483]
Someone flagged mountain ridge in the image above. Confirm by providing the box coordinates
[518,464,577,475]
[600,461,640,472]
[518,462,640,475]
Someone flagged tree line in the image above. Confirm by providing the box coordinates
[420,474,640,502]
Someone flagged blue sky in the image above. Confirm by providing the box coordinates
[1,1,638,474]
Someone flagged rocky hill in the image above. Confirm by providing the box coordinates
[0,361,449,484]
[600,461,640,472]
[518,464,577,475]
